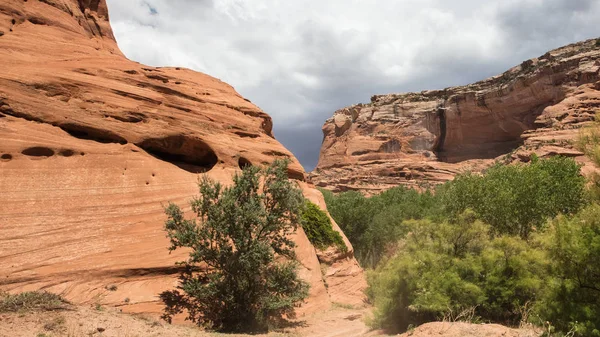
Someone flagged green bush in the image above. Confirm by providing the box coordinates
[367,214,487,332]
[323,156,589,334]
[300,201,347,252]
[322,186,438,268]
[438,156,585,238]
[321,189,381,267]
[326,156,585,270]
[160,160,309,332]
[321,189,373,248]
[479,235,547,325]
[368,212,548,333]
[535,205,600,336]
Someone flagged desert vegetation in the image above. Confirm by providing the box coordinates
[323,153,600,336]
[0,291,69,313]
[300,201,347,252]
[160,159,351,333]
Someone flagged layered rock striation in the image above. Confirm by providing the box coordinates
[0,0,365,315]
[311,39,600,193]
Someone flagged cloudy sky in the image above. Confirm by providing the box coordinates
[105,0,600,171]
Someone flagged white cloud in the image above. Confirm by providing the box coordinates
[105,0,600,170]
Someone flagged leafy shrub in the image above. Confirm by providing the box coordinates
[438,156,585,238]
[535,205,600,336]
[479,235,547,325]
[326,157,584,270]
[323,156,589,334]
[322,186,438,268]
[0,291,68,312]
[321,190,373,248]
[300,201,347,252]
[368,212,548,333]
[160,160,309,332]
[367,214,487,332]
[321,189,382,266]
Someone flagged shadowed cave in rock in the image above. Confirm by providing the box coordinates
[238,157,252,170]
[77,0,101,13]
[22,147,55,157]
[137,135,218,173]
[432,103,547,163]
[59,123,128,145]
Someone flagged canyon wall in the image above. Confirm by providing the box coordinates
[0,0,365,316]
[311,39,600,193]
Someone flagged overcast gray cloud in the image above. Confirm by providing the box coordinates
[105,0,600,170]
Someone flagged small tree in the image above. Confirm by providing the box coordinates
[160,160,309,332]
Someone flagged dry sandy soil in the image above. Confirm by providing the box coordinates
[0,303,542,337]
[0,304,372,337]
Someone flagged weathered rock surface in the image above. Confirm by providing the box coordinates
[0,0,365,316]
[396,322,540,337]
[311,39,600,193]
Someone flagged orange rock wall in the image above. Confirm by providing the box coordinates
[0,0,365,315]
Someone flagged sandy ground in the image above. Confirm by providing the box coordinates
[0,304,542,337]
[397,321,541,337]
[0,304,374,337]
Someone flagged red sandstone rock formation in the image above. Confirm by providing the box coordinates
[0,0,365,316]
[311,39,600,193]
[396,322,539,337]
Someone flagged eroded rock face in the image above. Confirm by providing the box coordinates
[397,322,539,337]
[0,0,365,315]
[311,39,600,193]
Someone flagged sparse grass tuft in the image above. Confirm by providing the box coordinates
[105,284,118,291]
[43,315,66,331]
[331,302,356,310]
[0,291,69,313]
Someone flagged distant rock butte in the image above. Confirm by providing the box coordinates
[0,0,365,316]
[311,39,600,194]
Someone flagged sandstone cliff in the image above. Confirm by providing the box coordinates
[311,39,600,193]
[0,0,365,315]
